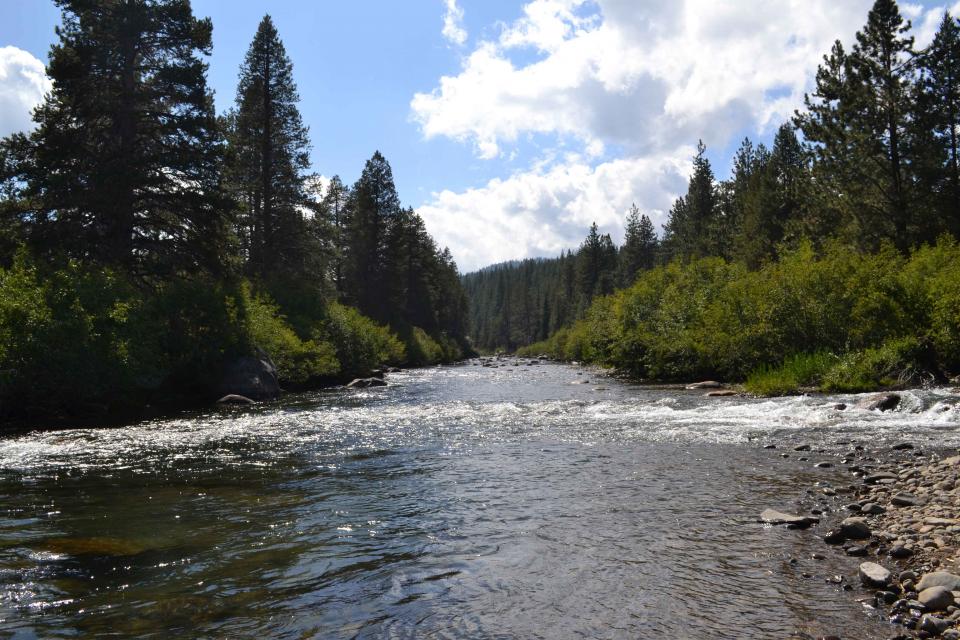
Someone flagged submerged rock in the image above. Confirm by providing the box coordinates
[706,390,737,397]
[217,394,255,405]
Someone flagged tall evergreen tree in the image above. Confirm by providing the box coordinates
[663,141,717,259]
[318,175,350,290]
[848,0,916,247]
[619,204,657,285]
[575,222,617,309]
[226,14,313,282]
[342,151,401,321]
[4,0,231,276]
[920,12,960,234]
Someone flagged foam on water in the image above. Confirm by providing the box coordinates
[0,361,956,475]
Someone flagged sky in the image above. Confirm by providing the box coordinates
[1,0,959,272]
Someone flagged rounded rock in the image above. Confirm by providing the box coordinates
[918,586,955,612]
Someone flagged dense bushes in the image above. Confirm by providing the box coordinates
[0,252,461,422]
[0,252,247,419]
[519,238,960,394]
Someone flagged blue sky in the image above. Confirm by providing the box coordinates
[0,0,957,271]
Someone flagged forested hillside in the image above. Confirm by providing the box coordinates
[0,3,468,423]
[484,0,960,392]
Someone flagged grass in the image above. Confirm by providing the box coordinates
[745,352,838,396]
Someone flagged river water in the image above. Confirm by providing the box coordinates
[0,359,958,639]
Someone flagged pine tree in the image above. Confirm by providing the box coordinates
[226,14,313,282]
[7,0,231,276]
[920,12,960,235]
[319,175,350,291]
[619,204,657,285]
[847,0,916,248]
[663,141,717,259]
[342,151,401,321]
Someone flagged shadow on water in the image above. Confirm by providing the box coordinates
[0,359,955,638]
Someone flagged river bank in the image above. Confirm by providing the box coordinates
[759,424,960,638]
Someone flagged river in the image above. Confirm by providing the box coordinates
[0,358,958,639]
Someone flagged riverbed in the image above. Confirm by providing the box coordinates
[0,359,957,638]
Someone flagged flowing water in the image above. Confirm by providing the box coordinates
[0,359,958,639]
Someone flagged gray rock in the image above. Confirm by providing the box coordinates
[920,614,952,636]
[919,586,956,612]
[216,394,255,405]
[918,572,960,592]
[218,355,280,401]
[823,528,846,544]
[845,544,868,556]
[890,545,913,559]
[859,562,892,587]
[840,516,871,539]
[892,492,925,507]
[686,380,723,389]
[857,393,902,412]
[864,471,899,484]
[347,377,388,389]
[861,502,886,515]
[759,509,818,527]
[892,442,915,450]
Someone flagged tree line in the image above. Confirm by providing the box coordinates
[0,1,467,422]
[466,0,960,353]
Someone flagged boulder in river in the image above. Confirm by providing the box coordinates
[759,509,818,528]
[217,394,255,405]
[686,381,723,390]
[347,377,388,389]
[706,390,737,397]
[859,562,891,587]
[856,393,901,412]
[218,355,280,401]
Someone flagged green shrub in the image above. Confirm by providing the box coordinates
[320,303,405,378]
[746,352,838,396]
[821,337,925,393]
[243,287,339,385]
[524,237,960,388]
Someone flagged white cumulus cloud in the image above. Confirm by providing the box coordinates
[442,0,468,46]
[414,0,960,272]
[0,46,49,137]
[419,150,691,272]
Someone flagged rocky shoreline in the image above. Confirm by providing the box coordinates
[761,423,960,639]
